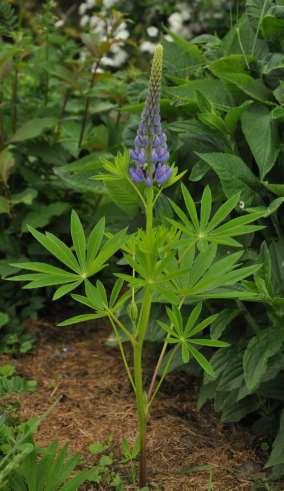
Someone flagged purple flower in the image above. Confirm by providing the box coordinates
[129,45,172,187]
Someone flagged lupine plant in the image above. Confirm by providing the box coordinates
[8,45,263,487]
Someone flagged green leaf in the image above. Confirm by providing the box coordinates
[200,186,212,228]
[189,339,229,347]
[181,184,199,229]
[210,308,239,339]
[22,202,68,232]
[207,194,240,231]
[54,152,107,194]
[185,303,202,334]
[10,117,56,143]
[28,227,80,273]
[211,71,273,104]
[109,278,124,308]
[224,101,253,134]
[163,34,204,78]
[241,104,279,179]
[71,210,86,269]
[87,218,105,264]
[263,181,284,197]
[58,313,104,327]
[0,148,15,186]
[243,328,283,392]
[165,79,235,110]
[95,152,140,217]
[11,188,37,206]
[188,344,214,376]
[0,196,10,214]
[198,152,259,205]
[262,15,284,41]
[87,229,126,276]
[52,281,83,300]
[265,409,284,468]
[0,312,9,328]
[245,197,284,217]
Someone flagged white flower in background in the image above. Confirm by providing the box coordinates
[86,0,96,7]
[79,0,129,68]
[79,3,88,15]
[80,14,90,28]
[168,12,183,31]
[91,62,104,73]
[115,21,129,41]
[140,41,156,54]
[55,19,64,28]
[103,0,118,8]
[179,3,191,21]
[90,15,105,36]
[101,55,115,67]
[147,26,158,38]
[239,201,245,210]
[101,46,127,67]
[111,45,128,66]
[164,34,173,42]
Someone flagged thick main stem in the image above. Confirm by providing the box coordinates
[134,286,152,487]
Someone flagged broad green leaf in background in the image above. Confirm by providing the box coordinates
[246,0,273,29]
[245,197,284,218]
[0,196,10,214]
[262,15,284,41]
[165,79,235,111]
[11,189,38,206]
[266,409,284,467]
[214,72,273,104]
[263,181,284,197]
[243,327,283,392]
[54,153,108,194]
[241,104,279,179]
[0,312,9,328]
[10,118,56,143]
[95,152,141,217]
[0,148,15,186]
[163,33,205,78]
[21,202,69,232]
[197,152,260,204]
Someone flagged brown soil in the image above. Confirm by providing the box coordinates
[0,319,266,491]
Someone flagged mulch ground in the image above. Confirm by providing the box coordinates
[0,318,269,490]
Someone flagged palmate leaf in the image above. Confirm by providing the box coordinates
[8,211,126,299]
[59,279,131,327]
[160,303,228,375]
[170,243,261,300]
[170,183,263,249]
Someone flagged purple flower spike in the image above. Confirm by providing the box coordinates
[129,45,172,187]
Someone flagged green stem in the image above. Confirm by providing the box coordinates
[108,316,135,392]
[44,32,49,106]
[134,285,153,487]
[12,64,19,133]
[145,187,154,237]
[148,344,178,408]
[79,57,101,149]
[147,335,169,401]
[108,310,135,345]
